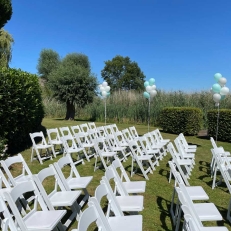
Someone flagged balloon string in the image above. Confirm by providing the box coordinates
[105,98,107,126]
[148,98,150,132]
[215,104,220,143]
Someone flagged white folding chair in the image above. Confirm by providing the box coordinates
[154,129,170,145]
[46,128,63,156]
[88,122,97,131]
[168,161,209,225]
[89,197,143,231]
[122,128,135,144]
[53,154,93,208]
[128,140,153,180]
[104,124,114,136]
[33,165,82,228]
[79,123,90,134]
[136,136,160,170]
[4,180,66,231]
[129,126,140,140]
[182,207,228,231]
[71,125,95,160]
[106,134,128,161]
[168,142,193,184]
[114,131,129,147]
[94,138,117,171]
[61,135,85,165]
[179,133,197,153]
[0,196,19,231]
[29,131,54,164]
[73,202,107,231]
[175,183,222,231]
[96,126,107,139]
[112,158,146,194]
[110,124,120,134]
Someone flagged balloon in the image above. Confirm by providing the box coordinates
[214,73,222,82]
[102,81,108,87]
[221,95,226,100]
[149,78,155,86]
[107,92,110,97]
[150,90,157,98]
[143,92,150,99]
[213,93,221,103]
[220,86,229,95]
[215,102,220,107]
[100,86,105,92]
[144,81,149,87]
[105,86,110,92]
[146,86,152,93]
[218,77,227,87]
[212,83,221,93]
[151,85,156,90]
[102,91,107,97]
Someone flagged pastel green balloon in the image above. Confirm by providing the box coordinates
[144,81,149,87]
[143,92,150,99]
[149,78,155,86]
[214,73,222,82]
[212,83,221,93]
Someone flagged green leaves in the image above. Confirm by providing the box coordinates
[101,55,145,92]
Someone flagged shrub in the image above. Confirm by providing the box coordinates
[207,109,231,142]
[0,68,44,153]
[158,107,202,135]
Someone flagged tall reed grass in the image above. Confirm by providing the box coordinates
[43,90,231,128]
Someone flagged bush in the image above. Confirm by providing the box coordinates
[158,107,202,135]
[0,68,44,153]
[207,109,231,142]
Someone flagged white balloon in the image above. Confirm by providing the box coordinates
[220,86,229,95]
[146,86,152,93]
[100,86,105,92]
[151,85,156,90]
[105,86,110,92]
[150,90,157,97]
[102,91,107,97]
[219,77,227,87]
[213,93,221,103]
[102,81,108,87]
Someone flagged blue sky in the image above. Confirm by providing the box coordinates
[4,0,231,91]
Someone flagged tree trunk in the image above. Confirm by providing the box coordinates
[65,100,75,120]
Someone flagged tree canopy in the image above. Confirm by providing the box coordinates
[44,52,97,120]
[37,49,61,81]
[101,55,145,92]
[0,0,12,29]
[0,28,14,68]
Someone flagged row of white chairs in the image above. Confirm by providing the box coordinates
[0,153,93,230]
[168,159,228,231]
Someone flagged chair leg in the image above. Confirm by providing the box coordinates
[227,197,231,222]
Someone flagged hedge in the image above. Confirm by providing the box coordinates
[0,68,44,153]
[207,109,231,142]
[158,107,202,135]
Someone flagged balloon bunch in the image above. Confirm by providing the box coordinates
[143,78,157,99]
[211,73,229,106]
[99,81,110,98]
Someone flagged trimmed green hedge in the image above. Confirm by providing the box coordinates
[207,109,231,142]
[0,68,44,153]
[158,107,202,135]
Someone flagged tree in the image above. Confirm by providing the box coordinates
[101,55,146,92]
[48,53,97,120]
[0,0,12,29]
[0,28,14,68]
[37,49,60,81]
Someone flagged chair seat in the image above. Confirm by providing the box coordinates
[186,186,209,200]
[177,159,192,165]
[101,152,117,157]
[15,175,31,184]
[108,215,142,231]
[115,195,143,211]
[82,143,94,148]
[138,155,153,161]
[49,191,82,207]
[24,210,66,230]
[50,140,63,145]
[123,181,146,194]
[67,176,93,189]
[36,144,53,149]
[194,203,223,221]
[67,147,84,153]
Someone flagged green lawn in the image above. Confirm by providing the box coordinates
[17,118,231,230]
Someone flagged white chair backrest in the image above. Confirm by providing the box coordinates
[70,125,83,136]
[129,126,139,139]
[112,158,130,182]
[104,125,113,136]
[88,122,97,131]
[80,123,89,133]
[111,124,119,133]
[59,126,73,138]
[0,196,18,231]
[29,131,48,146]
[168,161,187,186]
[47,128,62,144]
[121,128,133,143]
[97,126,107,139]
